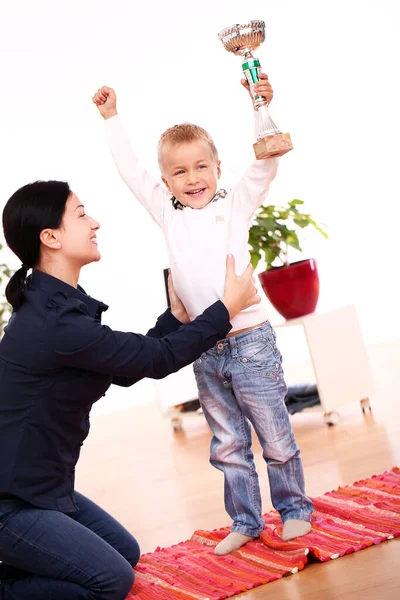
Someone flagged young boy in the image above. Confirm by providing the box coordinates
[93,76,313,555]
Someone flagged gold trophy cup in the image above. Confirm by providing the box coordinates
[218,21,293,159]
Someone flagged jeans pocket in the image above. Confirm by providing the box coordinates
[237,337,276,373]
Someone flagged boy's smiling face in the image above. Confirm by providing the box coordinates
[161,140,221,209]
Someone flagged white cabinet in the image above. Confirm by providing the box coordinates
[275,304,374,424]
[155,305,374,429]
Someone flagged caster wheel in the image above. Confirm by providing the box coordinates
[324,411,340,426]
[360,398,372,414]
[171,416,183,433]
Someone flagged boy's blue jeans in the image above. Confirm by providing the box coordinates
[0,492,139,599]
[193,321,314,537]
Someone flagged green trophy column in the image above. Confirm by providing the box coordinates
[242,58,263,106]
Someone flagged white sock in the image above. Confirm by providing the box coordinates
[282,519,311,541]
[214,532,257,556]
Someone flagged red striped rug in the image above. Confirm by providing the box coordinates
[127,468,400,599]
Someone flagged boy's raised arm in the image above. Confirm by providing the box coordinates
[232,73,279,220]
[93,86,169,228]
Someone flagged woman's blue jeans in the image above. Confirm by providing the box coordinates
[0,491,139,599]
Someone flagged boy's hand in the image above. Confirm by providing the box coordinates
[240,72,273,107]
[92,86,118,120]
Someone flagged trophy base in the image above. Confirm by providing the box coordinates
[254,133,293,159]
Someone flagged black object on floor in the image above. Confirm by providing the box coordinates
[175,399,201,412]
[284,384,321,415]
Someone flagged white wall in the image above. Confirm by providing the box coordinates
[0,1,399,413]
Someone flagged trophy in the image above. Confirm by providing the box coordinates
[218,21,293,159]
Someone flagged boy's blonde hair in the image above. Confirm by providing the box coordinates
[158,123,218,172]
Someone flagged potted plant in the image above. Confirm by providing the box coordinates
[0,242,13,337]
[248,199,328,319]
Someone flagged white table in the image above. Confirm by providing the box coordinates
[275,304,374,424]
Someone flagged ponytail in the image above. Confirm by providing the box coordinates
[2,180,70,312]
[5,264,30,312]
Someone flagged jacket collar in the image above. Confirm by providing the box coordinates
[28,270,108,319]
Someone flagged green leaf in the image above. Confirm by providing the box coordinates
[249,250,261,269]
[255,217,278,231]
[293,216,309,228]
[264,247,279,268]
[287,238,302,251]
[0,242,14,337]
[248,196,328,270]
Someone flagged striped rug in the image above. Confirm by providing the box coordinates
[127,468,400,599]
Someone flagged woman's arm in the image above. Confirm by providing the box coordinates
[112,272,189,387]
[50,256,259,382]
[51,299,229,381]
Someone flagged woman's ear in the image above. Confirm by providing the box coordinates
[217,160,221,179]
[39,229,61,249]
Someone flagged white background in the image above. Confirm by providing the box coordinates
[1,0,399,413]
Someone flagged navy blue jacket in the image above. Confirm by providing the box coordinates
[0,270,231,512]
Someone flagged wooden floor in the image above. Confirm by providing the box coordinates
[76,339,400,599]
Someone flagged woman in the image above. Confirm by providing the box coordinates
[0,180,259,600]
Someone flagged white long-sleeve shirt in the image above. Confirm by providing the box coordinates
[105,115,279,332]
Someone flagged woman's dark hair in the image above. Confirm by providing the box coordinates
[2,180,71,311]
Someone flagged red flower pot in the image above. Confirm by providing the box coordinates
[258,258,320,320]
